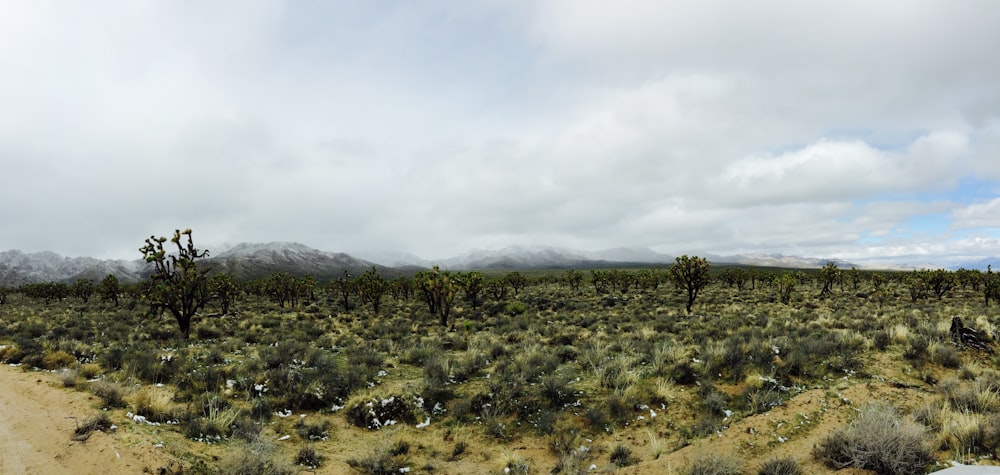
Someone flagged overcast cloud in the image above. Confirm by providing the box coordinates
[2,0,999,266]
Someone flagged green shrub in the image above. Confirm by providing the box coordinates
[41,350,76,369]
[756,457,801,475]
[684,452,742,475]
[294,445,324,468]
[293,418,329,441]
[345,395,416,430]
[932,343,961,369]
[72,413,113,441]
[90,380,126,409]
[813,402,933,475]
[216,438,294,475]
[609,443,638,467]
[346,445,408,475]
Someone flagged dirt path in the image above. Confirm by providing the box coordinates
[0,364,175,474]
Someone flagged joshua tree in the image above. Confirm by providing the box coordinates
[777,272,796,304]
[210,273,239,315]
[357,266,388,313]
[139,229,211,339]
[72,278,95,303]
[504,271,528,296]
[416,266,457,326]
[819,261,841,297]
[332,271,355,311]
[265,272,297,307]
[927,269,956,300]
[907,270,930,302]
[669,255,711,314]
[458,271,485,309]
[98,274,121,306]
[564,269,583,292]
[985,265,1000,307]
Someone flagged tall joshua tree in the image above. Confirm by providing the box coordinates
[669,255,711,314]
[139,229,211,338]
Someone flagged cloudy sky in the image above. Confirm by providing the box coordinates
[2,1,999,266]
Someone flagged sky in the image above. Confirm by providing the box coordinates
[2,1,1000,267]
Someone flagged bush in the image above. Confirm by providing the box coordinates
[932,343,962,369]
[41,350,76,369]
[293,418,329,441]
[295,445,324,468]
[90,380,126,409]
[345,395,416,430]
[347,445,408,475]
[133,387,178,422]
[217,438,295,475]
[72,413,113,441]
[609,443,638,467]
[813,402,933,475]
[684,452,742,475]
[756,457,802,475]
[0,344,23,363]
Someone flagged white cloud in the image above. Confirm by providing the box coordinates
[0,1,999,265]
[953,198,1000,230]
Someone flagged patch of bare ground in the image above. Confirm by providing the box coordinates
[0,364,179,474]
[615,381,929,475]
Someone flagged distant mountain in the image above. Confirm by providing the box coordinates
[438,245,671,270]
[442,246,589,270]
[207,242,390,281]
[0,250,147,285]
[585,247,673,264]
[7,241,954,286]
[352,250,431,269]
[947,257,1000,271]
[708,253,857,269]
[0,242,390,285]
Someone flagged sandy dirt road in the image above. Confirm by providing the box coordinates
[0,365,175,474]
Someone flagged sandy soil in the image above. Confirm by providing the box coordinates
[0,364,177,474]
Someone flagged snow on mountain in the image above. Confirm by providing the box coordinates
[441,245,591,270]
[208,242,387,280]
[708,253,857,269]
[0,250,147,285]
[351,250,431,268]
[584,247,673,264]
[946,257,1000,271]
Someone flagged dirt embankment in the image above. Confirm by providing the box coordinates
[0,365,175,474]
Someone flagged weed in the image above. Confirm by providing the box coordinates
[90,380,126,409]
[609,443,638,467]
[72,413,113,441]
[41,350,76,369]
[293,418,329,440]
[294,445,324,468]
[756,457,802,475]
[216,437,295,475]
[133,386,177,422]
[813,402,933,475]
[57,368,79,387]
[450,441,467,460]
[345,395,416,430]
[684,452,743,475]
[347,444,408,475]
[931,343,962,369]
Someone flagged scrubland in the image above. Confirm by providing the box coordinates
[1,269,999,474]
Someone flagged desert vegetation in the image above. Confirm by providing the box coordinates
[2,235,1000,473]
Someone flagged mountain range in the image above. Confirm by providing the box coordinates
[1,242,996,286]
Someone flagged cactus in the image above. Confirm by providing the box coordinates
[98,274,120,306]
[416,266,457,326]
[357,267,387,313]
[138,229,211,338]
[668,255,711,314]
